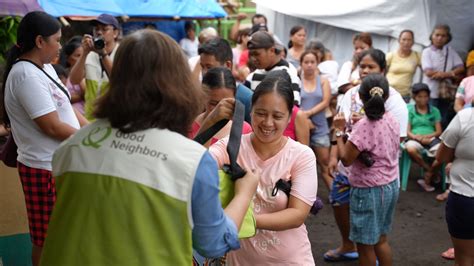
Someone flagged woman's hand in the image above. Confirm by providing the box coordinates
[420,136,432,146]
[432,71,449,80]
[81,34,94,55]
[328,155,338,178]
[206,98,236,124]
[299,111,316,130]
[333,112,346,131]
[234,169,259,198]
[350,112,364,125]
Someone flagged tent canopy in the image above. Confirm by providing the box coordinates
[255,0,474,64]
[37,0,226,19]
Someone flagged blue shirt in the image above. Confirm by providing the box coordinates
[191,151,240,258]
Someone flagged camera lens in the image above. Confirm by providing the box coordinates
[93,37,105,50]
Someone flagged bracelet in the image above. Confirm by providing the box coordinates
[331,140,337,146]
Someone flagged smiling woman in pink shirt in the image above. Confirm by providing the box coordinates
[210,70,317,265]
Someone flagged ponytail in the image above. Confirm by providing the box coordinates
[288,40,293,49]
[1,45,21,125]
[358,74,389,121]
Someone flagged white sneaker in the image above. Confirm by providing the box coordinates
[417,179,435,192]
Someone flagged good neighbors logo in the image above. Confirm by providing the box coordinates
[82,126,112,148]
[82,126,167,161]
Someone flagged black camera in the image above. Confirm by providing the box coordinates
[358,151,375,167]
[93,37,105,50]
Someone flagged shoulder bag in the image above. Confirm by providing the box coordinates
[438,48,457,100]
[193,100,256,239]
[1,60,72,168]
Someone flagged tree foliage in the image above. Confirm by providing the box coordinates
[0,16,21,64]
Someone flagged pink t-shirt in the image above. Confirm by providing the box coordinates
[348,112,400,188]
[456,75,474,106]
[66,78,84,115]
[209,134,317,265]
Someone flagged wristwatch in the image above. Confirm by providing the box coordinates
[335,130,344,138]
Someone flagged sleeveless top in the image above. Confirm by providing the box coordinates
[301,75,329,137]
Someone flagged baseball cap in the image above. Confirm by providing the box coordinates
[247,31,275,50]
[411,83,430,94]
[92,14,120,29]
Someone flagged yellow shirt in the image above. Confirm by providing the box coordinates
[386,51,420,97]
[466,50,474,68]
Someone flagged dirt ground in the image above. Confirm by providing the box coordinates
[306,166,453,265]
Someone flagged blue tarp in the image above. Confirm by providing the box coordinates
[37,0,226,19]
[38,0,124,17]
[114,0,226,18]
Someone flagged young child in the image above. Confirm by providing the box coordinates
[333,73,400,266]
[180,21,199,58]
[405,83,442,192]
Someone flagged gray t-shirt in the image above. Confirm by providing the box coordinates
[440,108,474,197]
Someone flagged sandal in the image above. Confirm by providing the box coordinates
[441,248,454,260]
[417,179,435,192]
[323,249,359,262]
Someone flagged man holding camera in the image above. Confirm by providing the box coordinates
[69,14,120,120]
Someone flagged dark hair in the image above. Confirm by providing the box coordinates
[236,28,251,44]
[52,64,68,78]
[411,82,430,95]
[288,25,305,49]
[280,46,287,58]
[430,24,452,44]
[399,29,414,42]
[202,67,236,94]
[300,50,319,65]
[252,14,267,25]
[184,21,195,32]
[358,49,387,74]
[198,37,233,65]
[249,23,268,35]
[252,70,294,115]
[306,39,326,61]
[59,36,82,68]
[358,74,389,121]
[353,32,373,47]
[94,29,205,135]
[1,11,60,125]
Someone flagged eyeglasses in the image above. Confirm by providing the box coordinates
[93,26,114,34]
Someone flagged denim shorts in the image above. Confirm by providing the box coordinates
[329,173,351,206]
[349,179,399,245]
[310,133,330,148]
[446,191,474,239]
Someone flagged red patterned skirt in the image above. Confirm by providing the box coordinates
[18,162,56,247]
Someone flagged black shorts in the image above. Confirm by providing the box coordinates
[446,191,474,240]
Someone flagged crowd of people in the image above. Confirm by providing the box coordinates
[1,10,473,266]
